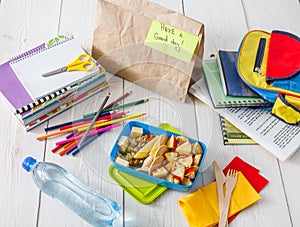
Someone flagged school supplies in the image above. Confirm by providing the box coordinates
[77,93,110,148]
[219,115,257,145]
[10,36,99,100]
[189,70,300,161]
[42,53,95,77]
[217,50,260,97]
[236,30,300,125]
[84,98,149,118]
[0,35,108,131]
[36,113,146,140]
[57,123,121,146]
[202,60,271,108]
[103,91,132,110]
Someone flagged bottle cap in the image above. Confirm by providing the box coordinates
[22,156,37,172]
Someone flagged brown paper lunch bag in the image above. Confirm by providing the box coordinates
[92,0,204,102]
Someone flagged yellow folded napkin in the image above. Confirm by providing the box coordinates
[178,172,261,227]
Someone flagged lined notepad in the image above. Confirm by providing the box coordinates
[10,37,98,100]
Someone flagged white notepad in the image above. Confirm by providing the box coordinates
[10,37,98,100]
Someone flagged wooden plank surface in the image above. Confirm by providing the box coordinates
[0,0,299,226]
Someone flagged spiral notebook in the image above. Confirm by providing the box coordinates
[9,36,99,101]
[202,60,271,108]
[219,115,257,145]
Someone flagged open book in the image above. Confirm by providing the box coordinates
[189,60,300,161]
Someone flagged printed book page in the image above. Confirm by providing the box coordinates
[189,75,300,161]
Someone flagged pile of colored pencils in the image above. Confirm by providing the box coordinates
[36,91,148,156]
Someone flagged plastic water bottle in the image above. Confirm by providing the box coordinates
[22,157,121,226]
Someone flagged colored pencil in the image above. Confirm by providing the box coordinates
[65,130,78,139]
[59,140,78,156]
[51,144,63,153]
[44,111,112,131]
[77,93,110,148]
[59,112,126,131]
[56,123,121,146]
[83,98,149,118]
[36,113,146,140]
[103,91,132,110]
[71,134,99,156]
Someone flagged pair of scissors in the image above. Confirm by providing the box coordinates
[42,53,95,77]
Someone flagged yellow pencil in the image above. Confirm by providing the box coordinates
[36,113,146,141]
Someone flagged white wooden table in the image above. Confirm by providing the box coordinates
[0,0,299,226]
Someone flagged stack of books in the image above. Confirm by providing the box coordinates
[189,55,300,160]
[0,35,108,131]
[206,50,271,109]
[198,50,271,145]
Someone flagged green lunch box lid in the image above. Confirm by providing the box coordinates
[108,165,167,204]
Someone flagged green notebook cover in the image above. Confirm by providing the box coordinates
[202,60,270,108]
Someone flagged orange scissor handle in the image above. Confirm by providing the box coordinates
[66,54,95,72]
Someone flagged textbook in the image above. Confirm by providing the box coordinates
[217,50,260,97]
[202,60,271,108]
[219,115,257,145]
[189,66,300,161]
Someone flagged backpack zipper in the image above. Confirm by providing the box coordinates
[253,38,266,75]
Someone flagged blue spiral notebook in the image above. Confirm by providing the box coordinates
[217,50,260,97]
[203,60,271,108]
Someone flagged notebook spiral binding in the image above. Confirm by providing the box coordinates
[9,35,74,64]
[15,86,72,115]
[11,35,75,115]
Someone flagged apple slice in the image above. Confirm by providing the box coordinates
[171,162,185,182]
[181,177,193,186]
[164,161,174,171]
[166,174,174,183]
[164,152,178,162]
[175,141,192,156]
[177,156,193,168]
[185,167,196,179]
[193,154,202,166]
[152,167,168,178]
[176,136,189,145]
[192,142,203,155]
[167,135,177,149]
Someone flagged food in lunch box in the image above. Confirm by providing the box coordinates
[115,127,203,186]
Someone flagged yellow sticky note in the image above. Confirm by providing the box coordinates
[145,19,200,63]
